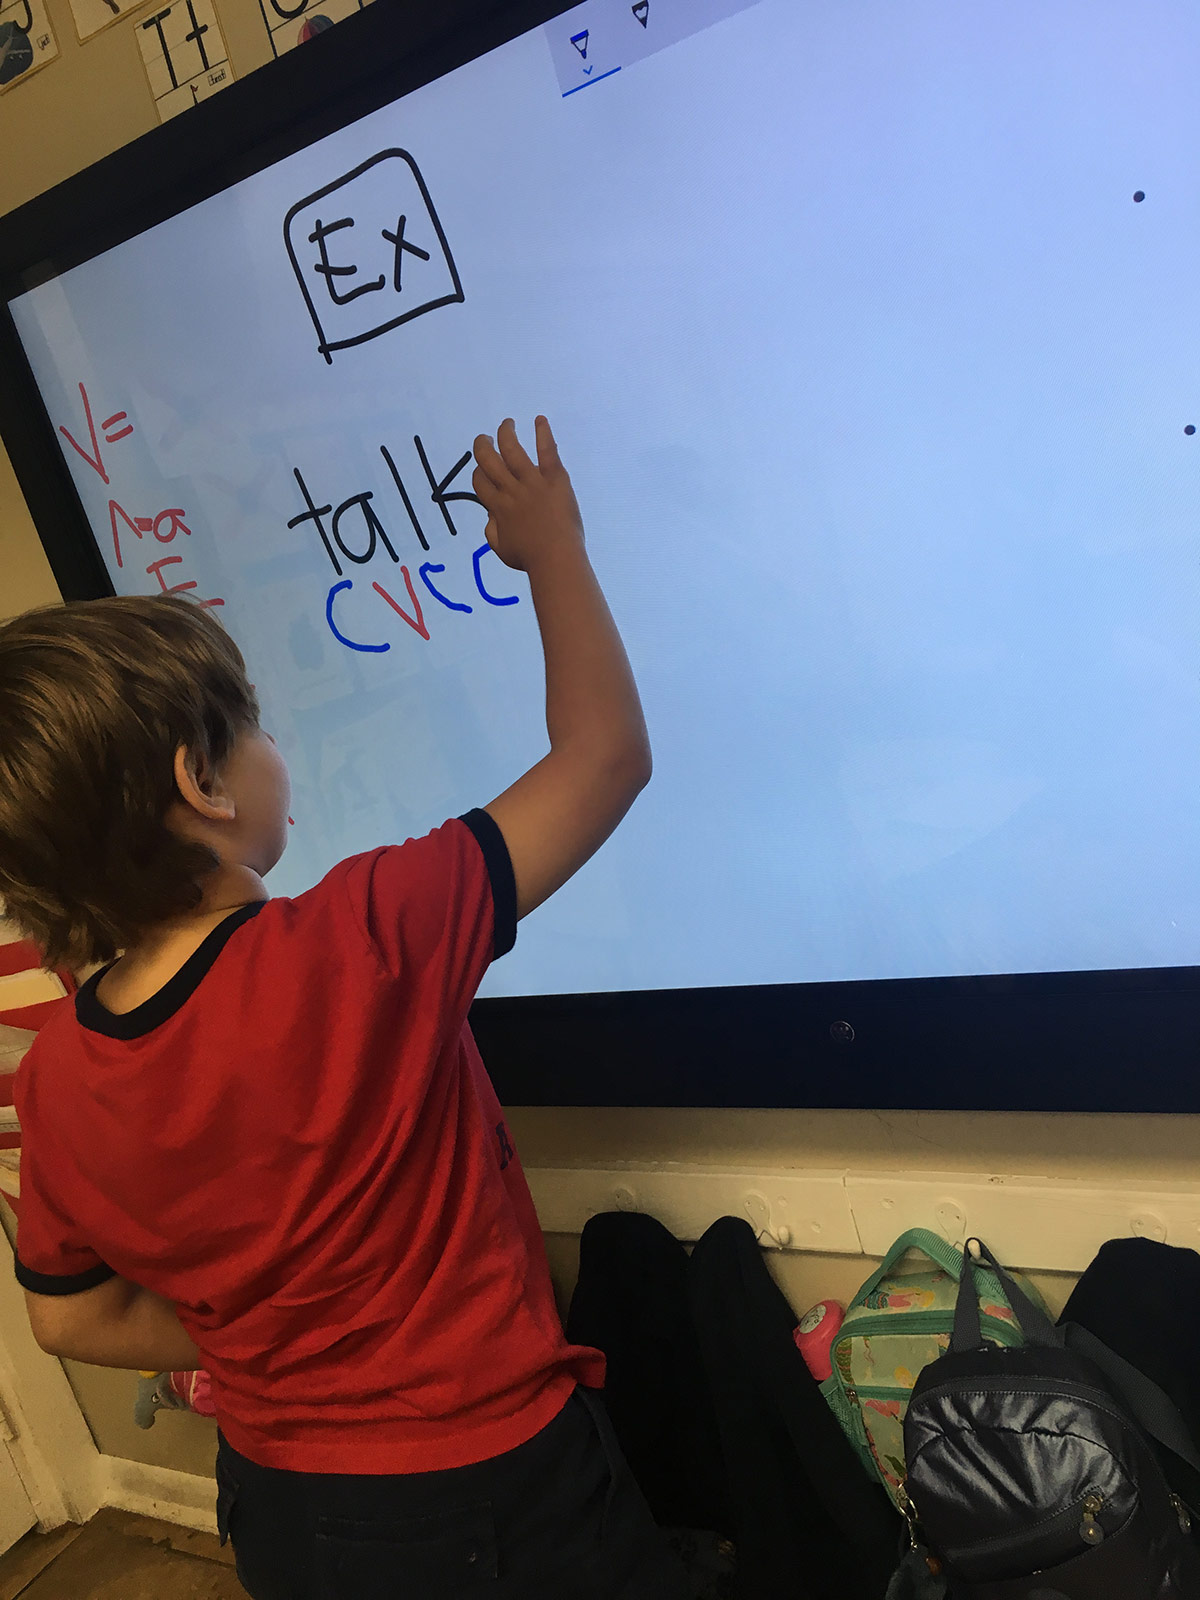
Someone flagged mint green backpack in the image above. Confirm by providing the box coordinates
[822,1228,1045,1511]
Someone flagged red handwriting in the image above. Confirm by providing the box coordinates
[59,383,114,485]
[108,502,152,565]
[145,555,223,609]
[60,384,141,484]
[372,573,429,640]
[108,502,193,567]
[61,380,222,608]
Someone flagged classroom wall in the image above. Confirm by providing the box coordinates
[3,0,1199,1476]
[1,449,58,619]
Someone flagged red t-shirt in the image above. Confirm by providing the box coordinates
[14,811,604,1473]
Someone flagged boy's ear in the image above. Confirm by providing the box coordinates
[173,744,236,823]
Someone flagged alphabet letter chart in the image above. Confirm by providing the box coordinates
[136,0,233,120]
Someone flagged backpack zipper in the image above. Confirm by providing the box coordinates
[911,1371,1146,1434]
[911,1374,1199,1556]
[896,1482,920,1551]
[844,1383,918,1402]
[834,1309,1025,1347]
[907,1378,1145,1517]
[1079,1493,1105,1545]
[832,1313,1024,1411]
[940,1490,1112,1575]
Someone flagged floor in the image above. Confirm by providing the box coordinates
[0,1509,249,1599]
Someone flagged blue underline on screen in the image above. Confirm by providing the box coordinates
[562,66,622,96]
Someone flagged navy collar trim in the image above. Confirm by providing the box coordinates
[75,901,268,1040]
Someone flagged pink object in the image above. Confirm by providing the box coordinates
[793,1299,844,1381]
[169,1368,216,1417]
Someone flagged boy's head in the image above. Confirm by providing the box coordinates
[0,594,288,969]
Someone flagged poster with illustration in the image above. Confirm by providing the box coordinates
[0,0,57,92]
[66,0,148,45]
[135,0,234,121]
[259,0,369,60]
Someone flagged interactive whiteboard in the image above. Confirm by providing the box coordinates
[10,0,1200,1002]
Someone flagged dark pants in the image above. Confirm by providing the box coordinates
[216,1388,690,1599]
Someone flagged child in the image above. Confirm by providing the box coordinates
[1,418,686,1598]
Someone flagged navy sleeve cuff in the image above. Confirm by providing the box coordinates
[15,1256,117,1296]
[459,809,517,960]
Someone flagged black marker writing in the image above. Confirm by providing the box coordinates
[308,217,385,306]
[290,428,521,651]
[380,443,429,551]
[331,493,400,567]
[288,468,340,573]
[380,215,431,293]
[413,437,485,541]
[283,150,465,363]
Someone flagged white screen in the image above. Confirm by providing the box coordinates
[11,0,1200,997]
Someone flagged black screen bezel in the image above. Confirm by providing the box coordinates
[3,0,1197,1113]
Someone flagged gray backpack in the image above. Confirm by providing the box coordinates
[901,1239,1200,1598]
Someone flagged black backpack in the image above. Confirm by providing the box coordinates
[901,1238,1200,1598]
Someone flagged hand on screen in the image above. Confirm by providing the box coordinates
[474,417,650,921]
[472,417,584,572]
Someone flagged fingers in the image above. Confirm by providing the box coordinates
[496,417,537,481]
[472,463,499,505]
[475,417,561,495]
[534,415,563,473]
[472,433,510,495]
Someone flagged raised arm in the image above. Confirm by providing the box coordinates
[472,417,651,920]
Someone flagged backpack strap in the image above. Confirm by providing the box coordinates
[952,1238,1059,1351]
[1063,1322,1200,1484]
[954,1240,1200,1496]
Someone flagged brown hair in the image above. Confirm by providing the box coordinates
[0,594,259,969]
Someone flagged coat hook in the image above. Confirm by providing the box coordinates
[744,1190,793,1250]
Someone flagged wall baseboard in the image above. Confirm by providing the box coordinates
[99,1456,217,1534]
[526,1164,1200,1274]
